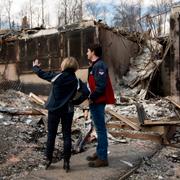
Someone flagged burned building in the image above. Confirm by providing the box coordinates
[0,7,180,180]
[0,20,138,95]
[0,12,180,104]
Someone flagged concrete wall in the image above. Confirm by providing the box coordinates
[0,63,18,80]
[169,6,180,103]
[99,27,139,86]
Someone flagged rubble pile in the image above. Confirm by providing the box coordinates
[116,36,169,100]
[0,90,89,179]
[0,90,47,179]
[104,35,180,179]
[0,87,180,179]
[110,98,175,120]
[0,86,177,179]
[128,146,180,180]
[105,37,180,145]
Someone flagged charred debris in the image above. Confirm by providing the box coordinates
[0,7,180,180]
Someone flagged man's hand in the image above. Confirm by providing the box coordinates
[33,59,41,67]
[89,99,93,105]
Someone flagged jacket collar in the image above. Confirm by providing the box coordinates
[91,57,102,66]
[62,68,75,74]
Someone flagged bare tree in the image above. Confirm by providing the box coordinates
[56,0,82,26]
[19,3,27,28]
[19,3,28,17]
[148,0,173,35]
[69,0,82,23]
[72,0,83,22]
[63,0,68,24]
[57,1,62,26]
[45,12,50,26]
[79,0,83,21]
[113,0,142,31]
[34,6,41,27]
[29,0,33,28]
[0,3,5,29]
[41,0,45,27]
[18,0,48,28]
[21,16,30,29]
[56,0,67,25]
[85,1,102,21]
[18,0,36,28]
[151,0,173,13]
[101,5,108,23]
[0,15,1,29]
[3,0,13,29]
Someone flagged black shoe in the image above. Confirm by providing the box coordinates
[45,159,52,170]
[63,160,70,173]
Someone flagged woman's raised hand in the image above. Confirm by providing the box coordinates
[33,59,41,67]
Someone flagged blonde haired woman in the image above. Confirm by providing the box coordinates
[33,57,79,172]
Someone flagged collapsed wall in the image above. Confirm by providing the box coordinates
[98,25,139,85]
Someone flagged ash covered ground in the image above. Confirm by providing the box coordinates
[0,90,180,180]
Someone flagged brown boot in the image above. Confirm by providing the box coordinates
[88,158,108,167]
[86,153,98,161]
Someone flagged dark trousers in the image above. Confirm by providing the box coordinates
[46,106,73,161]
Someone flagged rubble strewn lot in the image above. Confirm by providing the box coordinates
[0,90,47,179]
[128,145,180,180]
[0,89,180,179]
[0,90,94,179]
[0,31,180,179]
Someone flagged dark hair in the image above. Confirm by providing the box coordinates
[89,44,102,57]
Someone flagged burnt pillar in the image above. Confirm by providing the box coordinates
[170,6,180,103]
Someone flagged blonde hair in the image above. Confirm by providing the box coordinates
[61,57,79,72]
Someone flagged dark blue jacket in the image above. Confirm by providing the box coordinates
[32,66,78,111]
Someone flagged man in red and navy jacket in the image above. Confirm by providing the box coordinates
[86,44,115,168]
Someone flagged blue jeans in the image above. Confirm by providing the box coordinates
[89,103,108,160]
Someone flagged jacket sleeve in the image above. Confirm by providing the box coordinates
[32,66,57,82]
[90,62,107,101]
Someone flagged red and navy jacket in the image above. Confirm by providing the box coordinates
[88,58,115,104]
